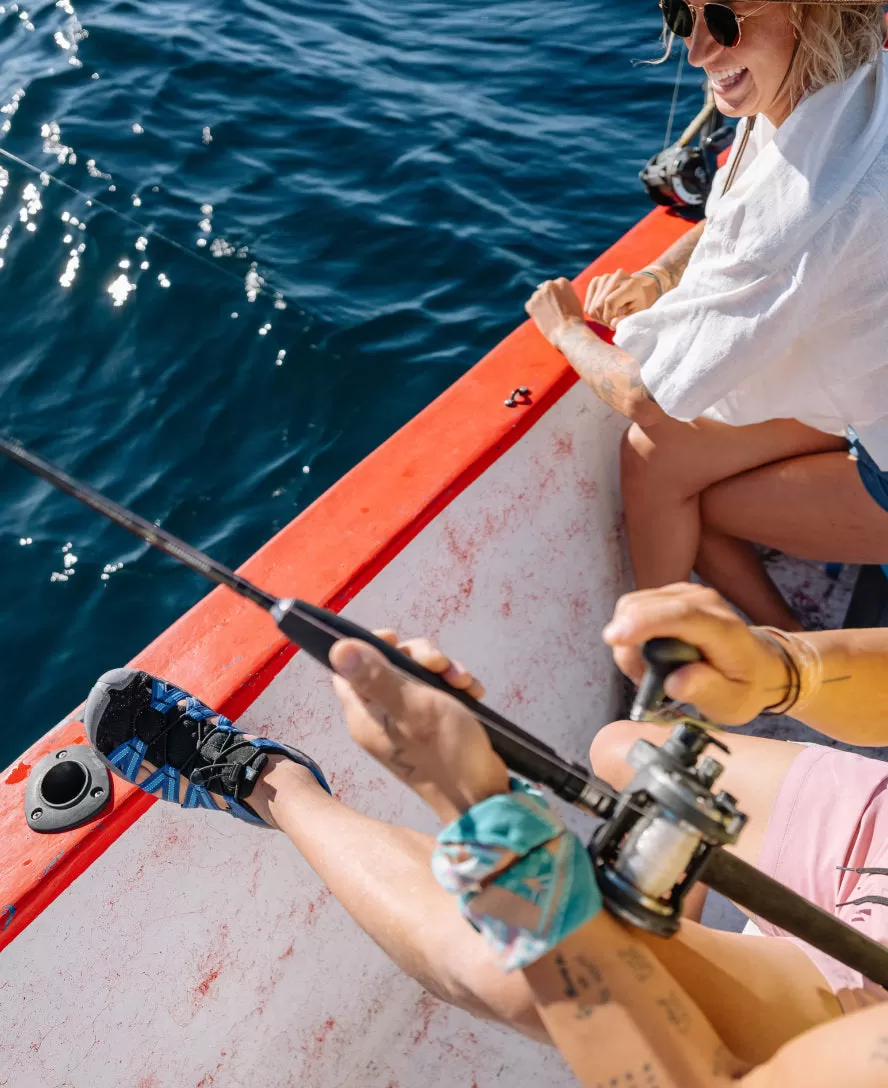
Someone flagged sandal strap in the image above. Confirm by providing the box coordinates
[190,733,331,803]
[190,728,270,800]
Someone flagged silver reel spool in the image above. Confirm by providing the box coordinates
[591,722,747,936]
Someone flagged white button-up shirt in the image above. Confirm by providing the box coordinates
[615,55,888,469]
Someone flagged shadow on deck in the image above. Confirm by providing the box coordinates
[844,566,888,629]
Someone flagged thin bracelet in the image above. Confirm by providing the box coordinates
[754,628,801,716]
[755,627,825,716]
[634,269,666,298]
[782,632,823,714]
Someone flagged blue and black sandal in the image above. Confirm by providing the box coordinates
[85,668,330,828]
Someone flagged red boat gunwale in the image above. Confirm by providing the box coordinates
[0,206,692,953]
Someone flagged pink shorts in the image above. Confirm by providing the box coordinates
[754,744,888,1009]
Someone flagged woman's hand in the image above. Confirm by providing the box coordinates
[525,278,587,349]
[330,631,509,823]
[583,269,662,330]
[602,584,790,726]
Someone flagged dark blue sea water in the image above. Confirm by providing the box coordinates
[0,0,703,770]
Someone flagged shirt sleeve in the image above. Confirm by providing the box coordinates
[613,233,808,422]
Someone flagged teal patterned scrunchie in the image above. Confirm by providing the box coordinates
[431,778,603,972]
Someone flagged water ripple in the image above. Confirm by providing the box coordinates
[0,0,703,766]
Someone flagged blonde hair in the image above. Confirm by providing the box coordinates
[650,4,885,108]
[787,5,886,102]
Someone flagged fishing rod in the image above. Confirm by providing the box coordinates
[5,435,888,990]
[0,436,610,815]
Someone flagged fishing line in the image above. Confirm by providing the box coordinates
[662,42,686,150]
[0,144,290,308]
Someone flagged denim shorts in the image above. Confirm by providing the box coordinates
[847,428,888,514]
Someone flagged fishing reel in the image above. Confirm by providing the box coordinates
[640,102,734,219]
[641,143,715,214]
[590,639,748,936]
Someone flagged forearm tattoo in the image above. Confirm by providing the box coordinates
[546,943,740,1087]
[653,223,705,291]
[556,324,657,419]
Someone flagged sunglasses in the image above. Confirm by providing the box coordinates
[660,0,770,49]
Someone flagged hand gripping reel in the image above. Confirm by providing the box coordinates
[592,638,748,936]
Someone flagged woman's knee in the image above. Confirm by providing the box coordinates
[620,423,659,504]
[620,420,695,503]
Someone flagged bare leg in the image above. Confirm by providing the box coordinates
[620,416,847,624]
[589,722,840,1060]
[695,527,804,630]
[641,917,839,1065]
[245,751,837,1065]
[701,450,888,562]
[589,721,804,872]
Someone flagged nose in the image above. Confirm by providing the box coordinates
[686,11,724,68]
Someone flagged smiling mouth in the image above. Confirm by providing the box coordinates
[707,68,749,95]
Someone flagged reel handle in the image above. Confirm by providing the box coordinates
[630,638,702,721]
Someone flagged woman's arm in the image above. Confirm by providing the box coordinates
[650,220,706,292]
[583,222,707,329]
[329,633,842,1071]
[525,278,667,426]
[330,635,748,1087]
[774,627,888,746]
[524,223,705,423]
[604,584,888,745]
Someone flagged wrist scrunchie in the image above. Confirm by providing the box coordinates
[431,778,603,972]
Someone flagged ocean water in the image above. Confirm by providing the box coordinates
[0,0,702,770]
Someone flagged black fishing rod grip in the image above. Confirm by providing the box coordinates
[704,848,888,990]
[273,598,604,809]
[630,637,703,721]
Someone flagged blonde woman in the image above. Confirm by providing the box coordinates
[525,2,888,631]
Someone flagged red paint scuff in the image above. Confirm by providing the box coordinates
[411,993,439,1045]
[4,763,29,785]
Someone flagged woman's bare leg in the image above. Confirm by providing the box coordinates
[590,722,804,871]
[701,450,888,562]
[589,722,841,1060]
[621,416,847,624]
[642,918,839,1065]
[695,527,803,630]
